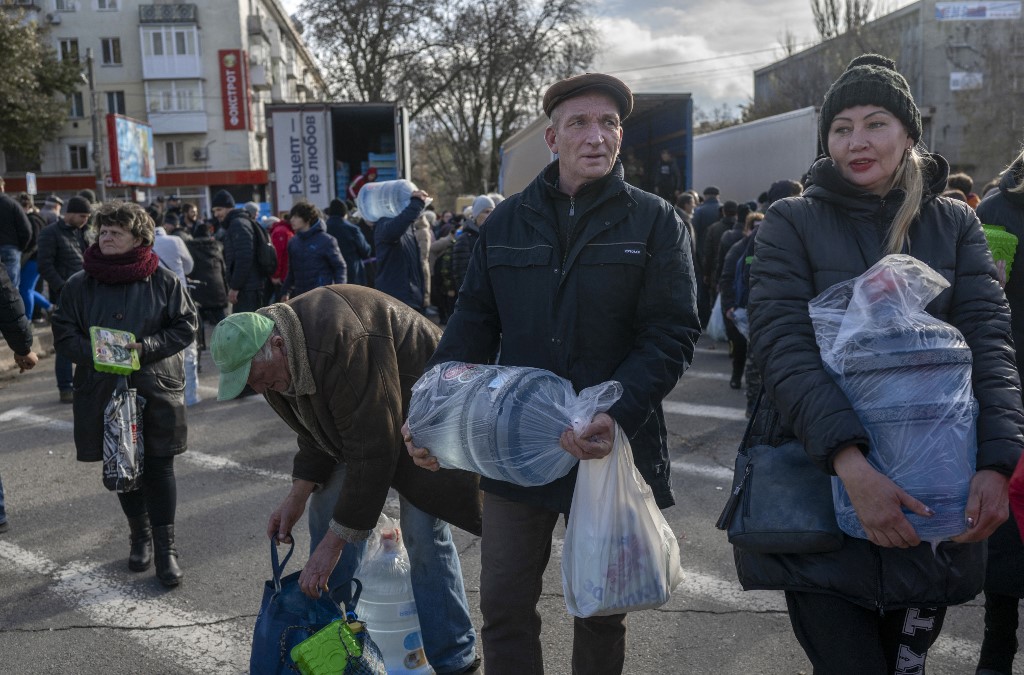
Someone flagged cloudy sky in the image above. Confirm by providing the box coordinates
[282,0,916,117]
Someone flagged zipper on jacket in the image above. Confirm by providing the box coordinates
[569,195,575,216]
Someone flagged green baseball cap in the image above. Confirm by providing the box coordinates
[210,313,276,400]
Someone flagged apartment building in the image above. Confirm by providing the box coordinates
[752,0,1023,184]
[0,0,326,212]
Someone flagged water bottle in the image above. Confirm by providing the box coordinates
[355,523,430,674]
[356,179,417,222]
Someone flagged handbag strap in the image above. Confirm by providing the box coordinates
[270,539,295,592]
[738,385,765,453]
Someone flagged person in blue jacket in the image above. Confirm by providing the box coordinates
[324,199,371,286]
[372,189,430,312]
[280,202,347,300]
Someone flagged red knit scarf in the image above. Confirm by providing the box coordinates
[83,243,160,284]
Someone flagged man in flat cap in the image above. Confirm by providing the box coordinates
[404,72,700,674]
[211,286,483,674]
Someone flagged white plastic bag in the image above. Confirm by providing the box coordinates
[707,294,727,342]
[808,254,977,542]
[731,307,749,339]
[561,424,683,617]
[407,362,622,486]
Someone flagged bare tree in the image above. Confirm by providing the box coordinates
[296,0,450,106]
[416,0,597,195]
[811,0,874,40]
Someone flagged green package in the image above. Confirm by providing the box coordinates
[982,224,1018,286]
[90,326,140,375]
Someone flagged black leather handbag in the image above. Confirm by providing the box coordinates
[716,390,844,554]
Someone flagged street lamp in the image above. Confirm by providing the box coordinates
[84,48,106,202]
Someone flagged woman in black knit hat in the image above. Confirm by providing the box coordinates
[727,55,1024,672]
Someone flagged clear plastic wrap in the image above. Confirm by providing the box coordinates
[102,376,146,493]
[407,362,622,486]
[808,254,977,542]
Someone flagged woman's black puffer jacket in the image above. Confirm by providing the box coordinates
[735,153,1024,612]
[51,266,197,462]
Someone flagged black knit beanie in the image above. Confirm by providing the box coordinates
[819,54,921,155]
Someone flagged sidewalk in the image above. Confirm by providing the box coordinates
[0,322,55,380]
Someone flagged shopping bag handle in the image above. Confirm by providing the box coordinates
[269,538,295,592]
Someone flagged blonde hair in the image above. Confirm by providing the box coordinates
[1006,147,1024,195]
[744,212,764,234]
[884,148,931,255]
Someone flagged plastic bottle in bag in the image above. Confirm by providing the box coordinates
[356,180,417,222]
[407,362,622,486]
[809,255,977,542]
[355,518,429,674]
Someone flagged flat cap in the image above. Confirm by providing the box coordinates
[543,73,633,120]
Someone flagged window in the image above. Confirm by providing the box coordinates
[56,0,78,11]
[97,0,117,9]
[142,27,196,58]
[68,144,89,171]
[101,38,122,66]
[106,91,125,115]
[145,80,204,113]
[68,92,84,118]
[59,38,79,63]
[165,141,185,166]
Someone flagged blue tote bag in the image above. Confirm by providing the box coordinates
[250,540,347,674]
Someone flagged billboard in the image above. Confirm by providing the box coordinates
[270,107,331,212]
[106,114,157,186]
[936,1,1021,19]
[219,50,251,131]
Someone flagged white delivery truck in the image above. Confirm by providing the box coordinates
[266,102,411,214]
[692,106,819,203]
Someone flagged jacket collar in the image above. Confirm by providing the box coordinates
[805,152,950,208]
[297,219,326,239]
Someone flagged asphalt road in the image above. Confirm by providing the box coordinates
[0,335,1018,674]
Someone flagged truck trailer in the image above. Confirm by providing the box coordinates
[692,106,819,203]
[498,93,694,198]
[266,102,411,214]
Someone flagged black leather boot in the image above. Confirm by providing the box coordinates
[152,524,183,587]
[127,514,153,572]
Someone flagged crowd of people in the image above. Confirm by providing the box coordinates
[3,56,1024,674]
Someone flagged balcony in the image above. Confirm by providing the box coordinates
[247,14,268,38]
[148,111,207,135]
[139,3,197,24]
[250,64,271,91]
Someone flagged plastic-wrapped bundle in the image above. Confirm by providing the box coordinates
[808,254,977,542]
[407,362,622,486]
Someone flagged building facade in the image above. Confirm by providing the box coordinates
[1,0,326,213]
[752,0,1023,185]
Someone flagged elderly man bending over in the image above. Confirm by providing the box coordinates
[211,285,482,674]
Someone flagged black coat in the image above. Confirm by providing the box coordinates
[51,264,197,462]
[0,263,31,355]
[37,219,87,300]
[975,158,1024,597]
[0,193,31,251]
[325,215,371,286]
[224,209,265,292]
[450,221,480,293]
[186,234,228,310]
[428,160,700,513]
[737,153,1024,611]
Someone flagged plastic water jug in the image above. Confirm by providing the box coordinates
[356,179,417,222]
[407,363,621,486]
[829,324,977,541]
[355,525,430,674]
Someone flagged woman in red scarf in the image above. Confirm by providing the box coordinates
[52,201,197,587]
